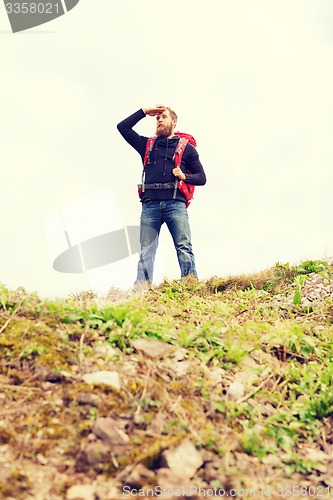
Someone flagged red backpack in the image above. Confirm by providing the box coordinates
[138,132,196,208]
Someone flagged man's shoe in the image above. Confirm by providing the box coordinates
[130,281,152,295]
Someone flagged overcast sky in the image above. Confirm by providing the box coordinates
[1,0,333,297]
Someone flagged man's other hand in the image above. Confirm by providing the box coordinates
[173,167,186,181]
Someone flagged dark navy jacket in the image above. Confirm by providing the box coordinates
[117,109,206,202]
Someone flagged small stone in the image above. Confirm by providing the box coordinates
[0,375,10,385]
[160,439,203,479]
[125,463,155,487]
[77,393,102,407]
[60,370,77,380]
[35,365,63,383]
[66,484,96,500]
[84,441,111,466]
[0,422,12,443]
[150,411,167,434]
[172,348,187,361]
[121,360,138,376]
[247,399,275,416]
[323,475,333,488]
[156,467,191,488]
[36,453,48,465]
[249,349,278,367]
[95,481,122,500]
[303,448,329,463]
[81,371,120,390]
[172,360,191,378]
[261,454,281,466]
[131,338,173,358]
[92,417,129,453]
[206,368,226,386]
[201,449,217,463]
[94,344,117,359]
[234,371,258,386]
[239,355,258,370]
[226,381,245,401]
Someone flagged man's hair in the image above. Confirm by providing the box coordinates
[165,107,177,123]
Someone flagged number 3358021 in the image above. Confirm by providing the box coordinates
[5,3,60,14]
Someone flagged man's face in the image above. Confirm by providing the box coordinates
[156,109,176,138]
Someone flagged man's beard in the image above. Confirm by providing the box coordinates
[156,123,173,138]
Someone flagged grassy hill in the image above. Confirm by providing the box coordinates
[1,260,333,499]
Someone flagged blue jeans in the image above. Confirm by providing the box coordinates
[135,200,198,283]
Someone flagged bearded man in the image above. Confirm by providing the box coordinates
[117,106,206,285]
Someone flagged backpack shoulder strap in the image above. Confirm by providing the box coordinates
[173,137,188,168]
[143,136,157,166]
[172,137,189,199]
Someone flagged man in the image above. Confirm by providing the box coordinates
[117,106,206,285]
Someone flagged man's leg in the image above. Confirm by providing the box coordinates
[163,201,198,279]
[135,201,161,284]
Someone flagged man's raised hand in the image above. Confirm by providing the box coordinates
[143,106,166,116]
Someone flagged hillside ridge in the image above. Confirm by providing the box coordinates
[1,259,333,499]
